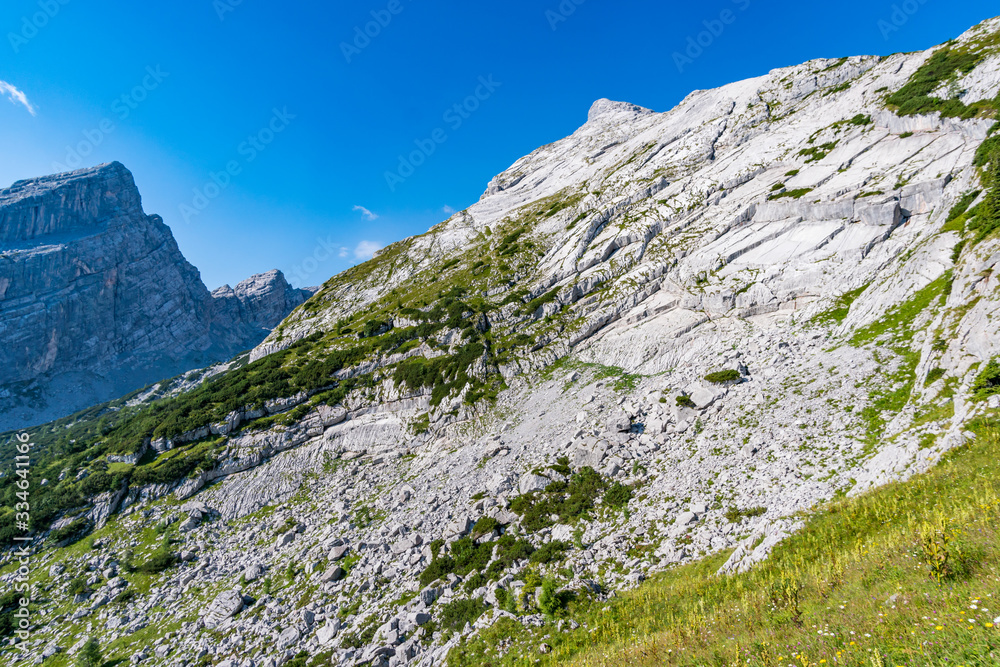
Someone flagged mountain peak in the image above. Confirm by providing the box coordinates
[0,161,142,245]
[587,98,653,122]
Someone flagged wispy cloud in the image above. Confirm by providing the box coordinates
[354,240,382,260]
[352,205,378,221]
[0,80,36,116]
[443,205,456,215]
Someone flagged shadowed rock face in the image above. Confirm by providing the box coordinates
[0,162,312,430]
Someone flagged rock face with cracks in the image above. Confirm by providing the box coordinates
[0,162,313,429]
[4,17,1000,667]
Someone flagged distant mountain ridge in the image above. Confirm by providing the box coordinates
[0,161,312,430]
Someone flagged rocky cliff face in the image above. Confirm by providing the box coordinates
[210,269,317,350]
[3,18,1000,667]
[0,162,311,430]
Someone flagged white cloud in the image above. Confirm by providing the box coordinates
[0,80,36,116]
[354,240,382,260]
[352,205,378,221]
[442,205,456,215]
[338,247,349,258]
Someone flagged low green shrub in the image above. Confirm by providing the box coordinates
[971,358,1000,400]
[439,598,488,631]
[529,540,570,564]
[604,483,633,509]
[67,576,89,596]
[471,516,500,539]
[704,369,741,384]
[48,519,90,546]
[419,555,456,587]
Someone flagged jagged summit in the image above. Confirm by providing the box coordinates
[586,98,654,122]
[0,162,311,430]
[1,160,128,198]
[0,161,140,244]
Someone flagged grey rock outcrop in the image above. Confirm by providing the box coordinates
[0,162,313,430]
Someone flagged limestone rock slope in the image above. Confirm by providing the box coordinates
[4,17,1000,667]
[0,162,311,430]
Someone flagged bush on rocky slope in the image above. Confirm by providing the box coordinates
[972,358,1000,400]
[885,31,1000,119]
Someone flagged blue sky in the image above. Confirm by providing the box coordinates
[0,0,996,289]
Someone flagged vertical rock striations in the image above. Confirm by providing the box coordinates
[0,162,311,430]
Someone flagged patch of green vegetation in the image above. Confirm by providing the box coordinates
[548,358,644,393]
[724,506,767,523]
[971,358,1000,400]
[847,274,950,447]
[393,341,488,407]
[521,287,561,316]
[439,598,489,632]
[925,367,947,387]
[821,57,848,71]
[675,395,696,409]
[942,189,982,234]
[769,187,814,200]
[509,467,614,532]
[47,519,91,546]
[603,482,633,509]
[132,535,179,574]
[471,516,500,539]
[529,540,571,565]
[966,158,1000,244]
[67,576,89,597]
[353,504,386,529]
[449,420,1000,667]
[813,283,870,325]
[411,412,431,435]
[798,142,838,163]
[885,39,1000,119]
[851,272,950,347]
[420,534,497,587]
[822,81,852,96]
[704,369,741,384]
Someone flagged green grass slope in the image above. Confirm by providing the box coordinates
[450,417,1000,667]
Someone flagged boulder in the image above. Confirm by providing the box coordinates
[316,619,341,645]
[518,474,550,494]
[606,411,631,433]
[202,589,244,628]
[276,626,300,650]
